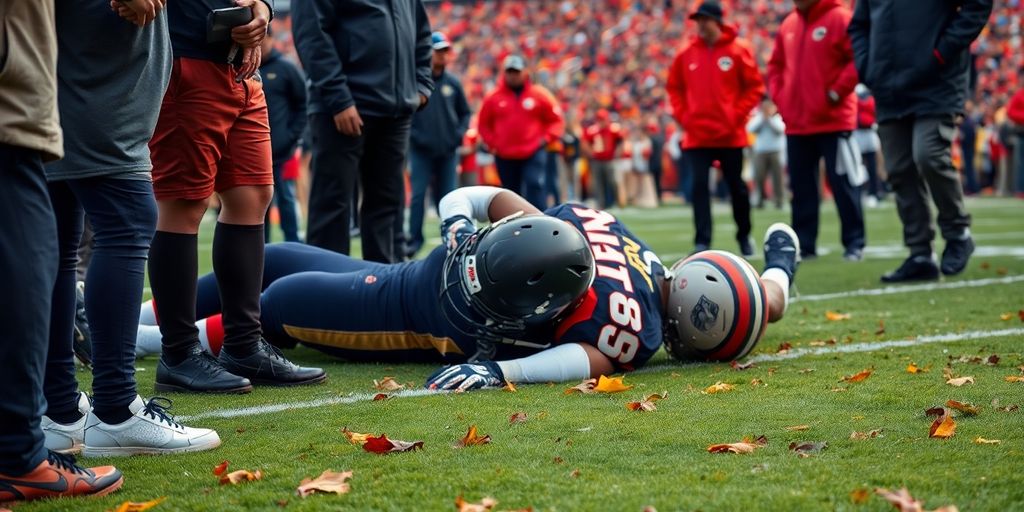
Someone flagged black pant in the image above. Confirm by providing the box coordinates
[684,147,750,247]
[786,132,866,255]
[0,144,58,475]
[306,113,411,263]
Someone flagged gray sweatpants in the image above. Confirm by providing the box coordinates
[878,114,971,257]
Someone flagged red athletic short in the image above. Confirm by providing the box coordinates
[150,58,273,200]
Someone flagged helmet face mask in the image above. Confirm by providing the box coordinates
[663,251,768,362]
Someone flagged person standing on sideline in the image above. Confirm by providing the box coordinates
[747,97,786,210]
[581,109,624,209]
[477,54,565,209]
[850,0,991,281]
[855,84,884,205]
[666,1,764,256]
[768,0,865,261]
[407,31,471,258]
[0,0,122,502]
[260,24,306,243]
[148,0,326,393]
[646,119,666,205]
[293,0,434,262]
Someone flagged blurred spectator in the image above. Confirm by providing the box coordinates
[581,109,624,208]
[667,1,763,256]
[769,0,864,261]
[477,54,565,209]
[260,23,306,243]
[1008,75,1024,195]
[960,100,982,195]
[854,85,885,205]
[851,0,992,282]
[746,97,786,210]
[667,128,692,204]
[646,118,666,205]
[407,31,471,258]
[293,0,434,262]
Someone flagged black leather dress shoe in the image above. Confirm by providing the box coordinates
[156,347,253,394]
[880,255,939,283]
[941,237,974,276]
[219,339,327,387]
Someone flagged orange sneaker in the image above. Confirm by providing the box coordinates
[0,450,122,503]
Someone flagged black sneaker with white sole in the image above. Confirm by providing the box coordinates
[218,339,327,387]
[763,223,800,282]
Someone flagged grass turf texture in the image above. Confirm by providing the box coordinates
[23,198,1024,511]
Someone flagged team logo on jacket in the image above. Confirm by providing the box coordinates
[717,57,733,72]
[522,97,536,110]
[442,84,454,97]
[691,294,720,333]
[812,26,828,41]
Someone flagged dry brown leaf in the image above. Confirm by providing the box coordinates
[1019,310,1024,322]
[942,366,954,381]
[996,267,1008,275]
[767,367,777,376]
[945,400,979,415]
[569,469,581,478]
[906,363,931,374]
[850,488,870,504]
[454,496,498,512]
[509,412,528,424]
[455,425,492,448]
[707,436,767,454]
[875,487,958,512]
[985,354,1000,366]
[1000,312,1013,321]
[875,319,886,335]
[841,369,874,383]
[1005,376,1024,383]
[363,434,424,454]
[785,425,810,431]
[850,429,884,440]
[109,497,166,512]
[946,376,975,387]
[213,460,229,476]
[373,377,405,391]
[503,381,517,392]
[750,378,766,387]
[593,375,633,393]
[788,441,827,457]
[220,469,263,486]
[776,342,793,354]
[296,470,353,498]
[730,361,756,371]
[973,437,1001,445]
[825,311,851,321]
[980,261,991,270]
[342,428,370,446]
[997,404,1019,412]
[626,392,668,412]
[924,407,945,417]
[929,411,956,439]
[702,382,735,394]
[552,456,563,464]
[564,378,597,394]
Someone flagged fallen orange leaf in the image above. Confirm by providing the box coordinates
[946,376,975,387]
[372,393,390,401]
[296,470,353,498]
[1006,376,1024,383]
[1000,312,1013,321]
[785,425,810,431]
[220,469,263,486]
[945,400,979,415]
[455,425,491,448]
[707,436,767,454]
[373,377,405,391]
[850,429,883,440]
[702,382,735,394]
[455,496,498,512]
[363,434,424,454]
[109,497,166,512]
[509,412,528,424]
[342,428,370,446]
[626,392,668,412]
[503,381,517,392]
[850,488,870,504]
[213,460,229,476]
[825,311,851,321]
[929,410,956,439]
[593,375,633,393]
[906,363,931,374]
[841,369,874,383]
[875,487,958,512]
[973,437,1000,445]
[750,378,766,387]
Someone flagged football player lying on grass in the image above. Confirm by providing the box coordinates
[132,187,800,391]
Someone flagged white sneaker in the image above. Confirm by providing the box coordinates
[81,395,221,457]
[42,392,91,454]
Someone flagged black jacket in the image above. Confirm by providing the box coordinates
[848,0,992,122]
[291,0,433,119]
[260,49,307,164]
[410,70,471,157]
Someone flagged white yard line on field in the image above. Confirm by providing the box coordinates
[179,327,1024,421]
[792,274,1024,303]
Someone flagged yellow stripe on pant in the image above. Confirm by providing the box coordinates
[282,325,464,357]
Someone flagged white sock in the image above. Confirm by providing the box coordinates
[139,300,157,325]
[496,343,591,384]
[135,319,211,358]
[760,268,790,315]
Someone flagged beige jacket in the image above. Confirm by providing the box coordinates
[0,0,62,161]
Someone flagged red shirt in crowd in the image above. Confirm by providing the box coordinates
[582,122,624,161]
[767,0,858,135]
[478,77,565,160]
[1008,88,1024,126]
[857,95,876,130]
[666,25,765,149]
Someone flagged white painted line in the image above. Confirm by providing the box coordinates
[177,388,441,422]
[793,275,1024,303]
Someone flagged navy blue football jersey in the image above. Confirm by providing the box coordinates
[545,205,666,370]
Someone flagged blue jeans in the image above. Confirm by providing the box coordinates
[266,160,300,243]
[46,177,156,421]
[495,149,547,210]
[408,148,457,253]
[0,144,58,475]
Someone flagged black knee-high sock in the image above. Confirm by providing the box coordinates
[213,222,265,358]
[148,231,200,365]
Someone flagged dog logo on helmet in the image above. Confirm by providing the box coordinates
[691,294,720,333]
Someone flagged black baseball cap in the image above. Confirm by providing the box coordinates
[689,1,724,23]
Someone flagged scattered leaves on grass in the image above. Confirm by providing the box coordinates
[702,382,735,394]
[564,375,633,394]
[825,311,851,321]
[929,410,956,439]
[996,404,1019,412]
[980,261,990,270]
[906,363,931,374]
[850,429,884,440]
[785,425,810,431]
[1005,376,1024,383]
[946,376,975,387]
[509,412,528,424]
[750,378,766,387]
[875,487,959,512]
[875,320,886,335]
[373,377,405,391]
[924,407,945,417]
[372,393,390,401]
[986,354,1000,366]
[776,342,793,354]
[850,488,870,504]
[455,425,491,448]
[730,361,756,370]
[220,469,263,486]
[841,369,874,383]
[569,469,581,479]
[788,441,827,457]
[213,460,229,476]
[552,456,563,464]
[342,428,370,446]
[363,434,424,454]
[109,497,166,512]
[296,470,352,498]
[1019,309,1024,322]
[626,392,668,411]
[707,436,767,454]
[454,496,497,512]
[996,267,1008,276]
[973,437,1000,445]
[942,366,954,381]
[945,400,979,415]
[1000,312,1013,321]
[503,381,517,392]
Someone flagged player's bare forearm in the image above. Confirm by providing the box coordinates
[487,190,541,221]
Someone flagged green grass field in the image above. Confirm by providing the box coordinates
[23,197,1024,512]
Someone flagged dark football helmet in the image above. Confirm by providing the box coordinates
[440,213,595,359]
